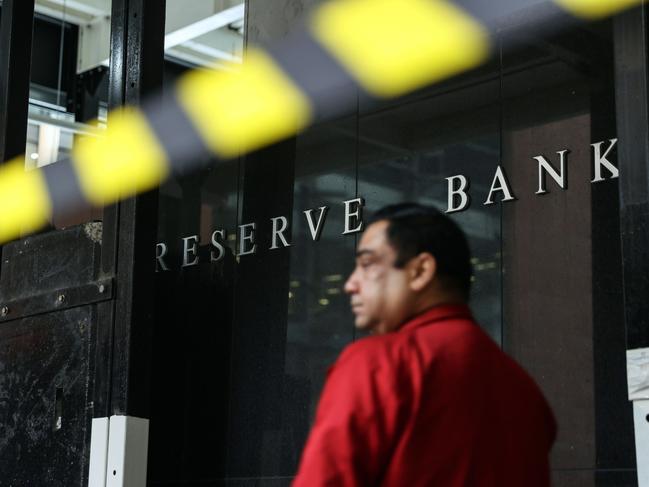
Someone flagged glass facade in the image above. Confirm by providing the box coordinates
[150,7,636,486]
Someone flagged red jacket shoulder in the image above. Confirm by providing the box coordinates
[334,332,414,371]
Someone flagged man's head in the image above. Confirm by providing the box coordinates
[344,203,472,335]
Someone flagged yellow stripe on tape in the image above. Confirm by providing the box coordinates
[311,0,490,98]
[176,49,312,159]
[71,107,169,205]
[555,0,643,18]
[0,158,51,242]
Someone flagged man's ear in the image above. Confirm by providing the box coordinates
[409,253,436,292]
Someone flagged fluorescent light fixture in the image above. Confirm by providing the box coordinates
[183,40,241,63]
[35,0,110,24]
[164,4,245,51]
[100,4,245,67]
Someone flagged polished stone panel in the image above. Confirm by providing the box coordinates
[501,25,635,473]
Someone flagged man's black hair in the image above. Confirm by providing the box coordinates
[368,203,473,300]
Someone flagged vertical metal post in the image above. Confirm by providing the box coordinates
[91,5,165,484]
[0,0,35,163]
[102,0,165,419]
[614,6,649,486]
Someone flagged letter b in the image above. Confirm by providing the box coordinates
[446,175,470,213]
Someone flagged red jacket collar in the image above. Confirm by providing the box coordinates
[399,303,473,333]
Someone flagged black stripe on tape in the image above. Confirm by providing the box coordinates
[42,159,91,219]
[267,29,374,122]
[142,92,216,176]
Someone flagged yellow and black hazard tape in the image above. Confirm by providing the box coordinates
[0,0,643,243]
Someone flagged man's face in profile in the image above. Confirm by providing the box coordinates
[344,220,416,335]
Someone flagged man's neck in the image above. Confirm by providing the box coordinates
[402,294,466,328]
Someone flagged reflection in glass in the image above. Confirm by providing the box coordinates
[147,3,247,486]
[284,118,358,457]
[358,77,503,343]
[164,1,244,69]
[26,0,112,226]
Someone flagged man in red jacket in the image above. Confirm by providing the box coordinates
[293,203,556,486]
